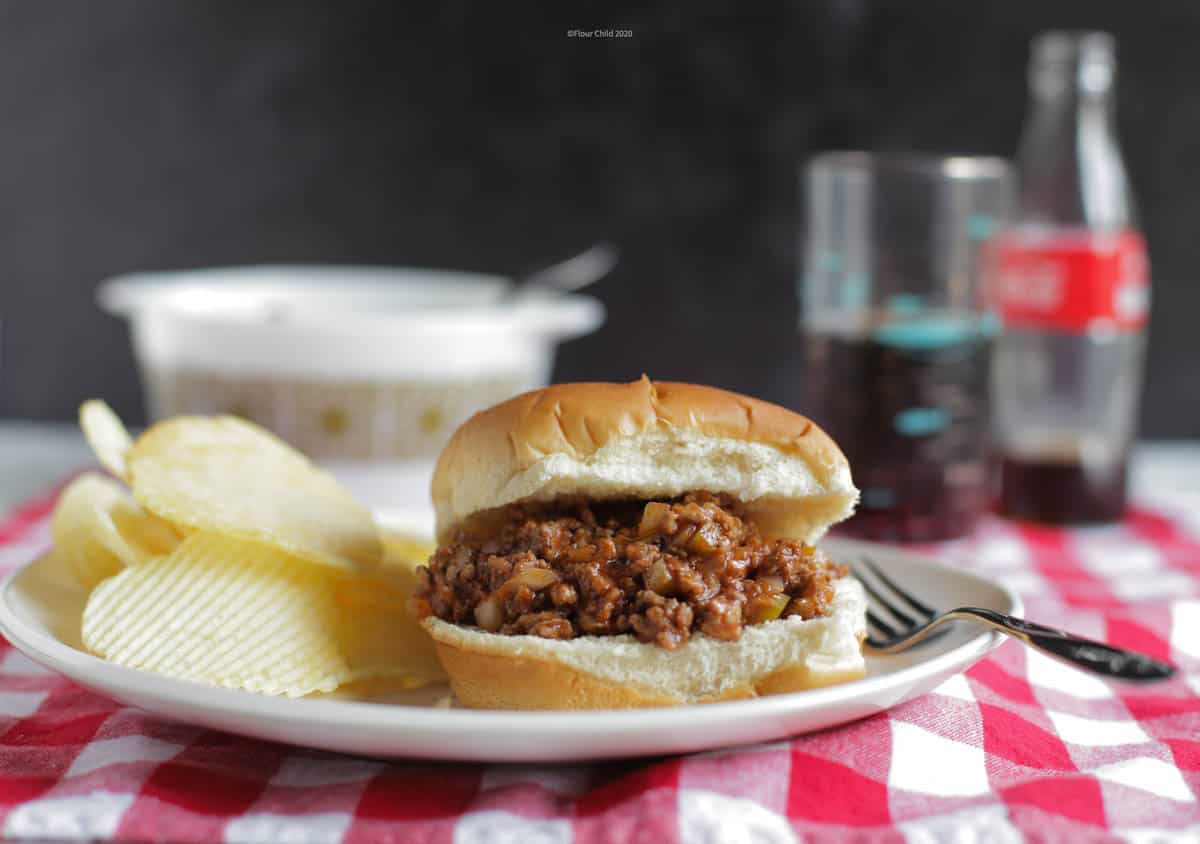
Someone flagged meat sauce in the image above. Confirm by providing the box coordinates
[412,492,846,650]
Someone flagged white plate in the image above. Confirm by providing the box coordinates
[0,537,1018,763]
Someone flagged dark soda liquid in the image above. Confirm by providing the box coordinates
[996,454,1128,524]
[803,326,993,542]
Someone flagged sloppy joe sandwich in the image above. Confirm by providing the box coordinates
[412,377,866,709]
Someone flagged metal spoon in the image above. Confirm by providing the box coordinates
[505,242,619,301]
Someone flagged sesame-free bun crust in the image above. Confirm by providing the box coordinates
[431,377,858,543]
[423,577,867,710]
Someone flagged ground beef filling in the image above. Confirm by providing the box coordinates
[413,492,848,650]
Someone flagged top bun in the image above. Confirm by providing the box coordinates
[431,377,858,544]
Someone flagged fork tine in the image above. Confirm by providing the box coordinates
[865,610,897,643]
[862,556,937,617]
[852,566,919,629]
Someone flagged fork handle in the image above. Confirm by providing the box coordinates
[947,607,1176,682]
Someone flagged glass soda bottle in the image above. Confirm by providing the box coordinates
[991,31,1150,524]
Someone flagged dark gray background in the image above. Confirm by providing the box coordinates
[1,1,1196,437]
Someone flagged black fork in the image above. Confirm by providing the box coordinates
[850,557,1177,683]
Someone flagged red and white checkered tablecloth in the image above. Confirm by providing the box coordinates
[0,482,1197,842]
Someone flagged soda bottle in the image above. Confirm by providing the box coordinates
[991,31,1150,524]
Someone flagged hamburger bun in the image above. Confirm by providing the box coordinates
[431,376,858,544]
[423,576,866,709]
[423,377,864,709]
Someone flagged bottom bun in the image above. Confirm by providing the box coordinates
[422,577,867,710]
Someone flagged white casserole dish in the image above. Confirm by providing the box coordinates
[98,265,604,461]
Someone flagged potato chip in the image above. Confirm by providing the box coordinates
[334,570,446,687]
[20,549,91,650]
[52,474,183,588]
[380,529,435,574]
[377,529,434,606]
[109,496,185,558]
[79,400,133,481]
[82,531,350,697]
[127,415,381,572]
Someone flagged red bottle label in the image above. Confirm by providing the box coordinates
[990,229,1149,332]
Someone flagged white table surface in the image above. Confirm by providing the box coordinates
[0,420,1194,529]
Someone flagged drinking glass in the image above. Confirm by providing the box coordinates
[800,152,1013,541]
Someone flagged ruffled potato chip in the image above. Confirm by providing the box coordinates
[82,531,350,697]
[52,474,183,588]
[79,400,133,481]
[334,569,446,687]
[127,415,381,572]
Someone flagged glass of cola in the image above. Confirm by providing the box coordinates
[800,152,1013,542]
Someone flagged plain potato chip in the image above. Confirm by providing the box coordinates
[82,531,350,697]
[380,530,435,574]
[79,400,133,481]
[127,415,382,572]
[333,570,446,687]
[109,496,185,558]
[378,527,435,598]
[52,474,183,588]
